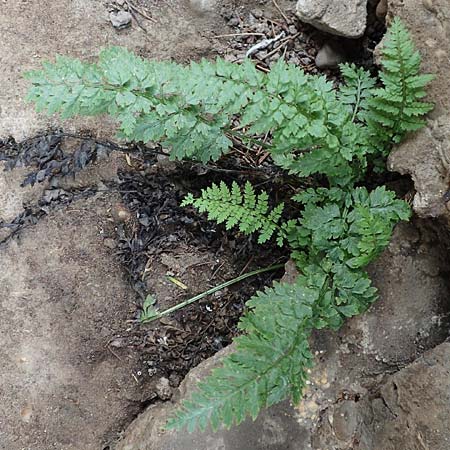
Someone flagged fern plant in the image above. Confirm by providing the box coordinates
[26,18,432,431]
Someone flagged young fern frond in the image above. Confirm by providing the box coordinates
[182,181,284,244]
[166,279,318,432]
[366,17,434,148]
[338,63,376,123]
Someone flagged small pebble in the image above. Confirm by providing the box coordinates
[111,203,132,223]
[315,42,347,69]
[227,16,240,27]
[155,377,172,400]
[103,238,117,250]
[109,10,132,29]
[376,0,388,19]
[251,8,264,19]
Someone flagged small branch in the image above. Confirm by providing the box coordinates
[125,0,157,23]
[271,0,290,25]
[141,263,285,324]
[261,33,300,61]
[215,32,266,38]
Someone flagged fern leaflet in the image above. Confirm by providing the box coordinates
[182,181,284,244]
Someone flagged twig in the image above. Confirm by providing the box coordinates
[272,0,290,25]
[238,257,253,276]
[256,64,270,73]
[262,32,300,60]
[210,261,225,280]
[125,0,157,23]
[215,32,266,38]
[128,6,148,34]
[258,151,270,165]
[107,345,123,361]
[266,18,285,28]
[141,263,285,324]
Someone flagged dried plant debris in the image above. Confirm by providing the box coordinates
[0,133,115,187]
[113,168,285,382]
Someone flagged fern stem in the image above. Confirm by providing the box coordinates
[141,263,285,324]
[351,77,363,123]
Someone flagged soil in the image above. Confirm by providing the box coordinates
[1,1,448,450]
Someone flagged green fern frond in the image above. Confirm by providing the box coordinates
[166,277,318,432]
[182,181,284,244]
[338,63,376,122]
[172,185,409,431]
[366,17,434,147]
[167,256,380,431]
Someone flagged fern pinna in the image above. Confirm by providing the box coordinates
[26,18,432,431]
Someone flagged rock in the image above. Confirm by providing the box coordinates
[155,377,173,401]
[370,343,450,449]
[227,16,240,27]
[315,343,450,449]
[117,346,311,450]
[376,0,388,19]
[315,42,347,68]
[111,203,133,223]
[251,8,264,19]
[110,10,132,29]
[296,0,368,38]
[385,0,450,225]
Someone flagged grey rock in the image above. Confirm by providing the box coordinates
[315,343,450,449]
[155,377,172,401]
[103,238,117,250]
[117,346,311,450]
[296,0,368,38]
[227,16,240,27]
[110,10,132,29]
[315,42,347,68]
[251,8,264,19]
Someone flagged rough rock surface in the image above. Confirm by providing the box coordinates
[386,0,450,224]
[117,221,450,450]
[110,10,132,29]
[295,0,368,38]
